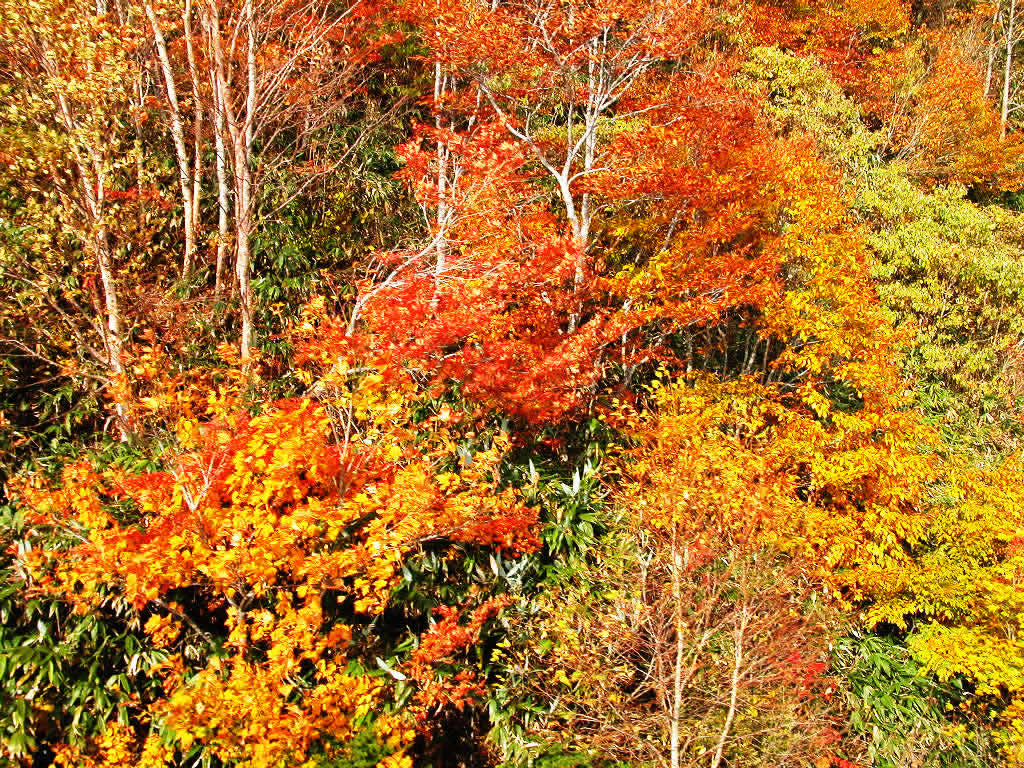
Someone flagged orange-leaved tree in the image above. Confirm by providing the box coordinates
[322,0,878,427]
[14,356,540,766]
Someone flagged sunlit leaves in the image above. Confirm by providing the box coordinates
[14,362,540,764]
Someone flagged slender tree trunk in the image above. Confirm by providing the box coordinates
[53,84,129,436]
[202,0,231,301]
[90,170,129,439]
[566,39,600,333]
[670,528,685,768]
[145,0,197,277]
[237,0,257,360]
[89,159,127,432]
[1003,0,1016,138]
[562,166,583,333]
[245,0,256,153]
[710,607,748,768]
[184,0,203,268]
[430,60,449,313]
[205,0,255,356]
[132,80,146,232]
[987,7,1000,98]
[234,145,254,361]
[212,67,230,301]
[94,230,123,377]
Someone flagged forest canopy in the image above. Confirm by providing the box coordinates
[3,0,1024,766]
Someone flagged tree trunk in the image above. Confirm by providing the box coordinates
[202,0,231,301]
[710,607,748,768]
[238,0,257,360]
[235,202,253,360]
[184,0,203,271]
[212,67,231,302]
[1003,0,1015,138]
[94,230,123,378]
[431,60,450,313]
[205,0,255,357]
[145,0,197,277]
[53,84,130,437]
[987,7,1000,98]
[670,529,685,768]
[89,159,129,438]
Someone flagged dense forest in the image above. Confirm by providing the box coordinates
[4,0,1024,765]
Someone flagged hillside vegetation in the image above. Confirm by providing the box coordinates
[3,0,1024,766]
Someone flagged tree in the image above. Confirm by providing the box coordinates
[335,0,830,424]
[616,377,833,768]
[143,0,205,278]
[0,0,156,437]
[887,35,1024,188]
[857,166,1024,449]
[14,354,540,765]
[411,0,713,328]
[195,0,388,359]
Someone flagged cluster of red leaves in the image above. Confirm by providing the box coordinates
[408,597,513,716]
[450,508,541,555]
[297,120,625,423]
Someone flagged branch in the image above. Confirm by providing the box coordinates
[153,596,219,650]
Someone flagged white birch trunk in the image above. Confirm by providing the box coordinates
[1004,0,1016,138]
[145,0,197,277]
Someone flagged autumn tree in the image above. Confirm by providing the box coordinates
[884,35,1024,188]
[13,352,541,765]
[194,0,398,359]
[142,0,205,278]
[333,0,830,425]
[0,0,162,437]
[612,377,845,768]
[410,0,716,322]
